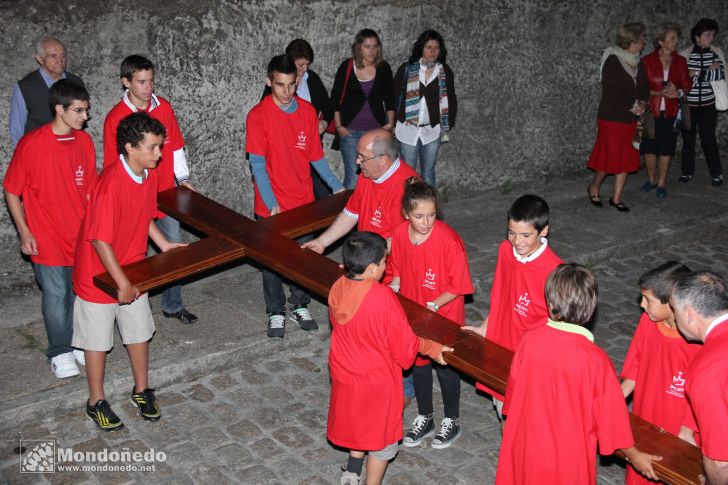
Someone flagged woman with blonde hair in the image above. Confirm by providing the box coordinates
[587,22,650,212]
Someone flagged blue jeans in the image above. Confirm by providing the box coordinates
[33,264,74,358]
[403,368,415,398]
[339,130,365,190]
[398,138,441,187]
[154,216,184,313]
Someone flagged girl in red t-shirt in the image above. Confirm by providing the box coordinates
[389,178,473,449]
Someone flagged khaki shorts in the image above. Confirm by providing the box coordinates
[370,441,398,461]
[72,294,155,351]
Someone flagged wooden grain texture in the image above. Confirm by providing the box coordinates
[93,236,245,296]
[95,188,703,485]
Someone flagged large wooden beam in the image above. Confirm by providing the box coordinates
[94,187,703,484]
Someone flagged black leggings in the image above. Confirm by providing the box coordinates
[413,363,461,419]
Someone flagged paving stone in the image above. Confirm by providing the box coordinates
[156,391,186,407]
[209,374,234,390]
[206,443,253,470]
[271,426,314,449]
[247,437,285,460]
[290,357,321,373]
[184,384,215,402]
[225,419,263,442]
[187,426,231,449]
[251,407,291,428]
[187,461,233,483]
[234,464,278,483]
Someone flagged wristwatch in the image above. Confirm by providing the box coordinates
[426,301,439,311]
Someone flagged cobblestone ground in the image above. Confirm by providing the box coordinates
[3,234,727,485]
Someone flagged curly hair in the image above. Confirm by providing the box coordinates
[409,30,447,64]
[286,39,314,64]
[116,112,167,157]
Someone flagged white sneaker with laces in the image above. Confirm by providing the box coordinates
[73,349,86,366]
[50,352,80,378]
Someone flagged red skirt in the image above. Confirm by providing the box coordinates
[587,119,640,174]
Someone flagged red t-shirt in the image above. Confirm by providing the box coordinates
[390,220,473,365]
[620,313,701,485]
[497,324,634,485]
[686,320,728,461]
[478,240,563,400]
[3,124,96,266]
[72,161,159,303]
[103,95,184,193]
[327,279,420,451]
[245,96,323,217]
[344,159,418,239]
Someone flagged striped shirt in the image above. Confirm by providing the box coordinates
[684,45,725,106]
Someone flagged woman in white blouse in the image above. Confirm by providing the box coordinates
[393,30,458,187]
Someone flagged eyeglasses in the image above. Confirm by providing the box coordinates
[65,107,90,115]
[356,152,381,164]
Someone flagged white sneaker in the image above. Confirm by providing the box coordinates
[73,349,86,366]
[50,352,80,378]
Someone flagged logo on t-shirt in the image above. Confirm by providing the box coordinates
[75,166,85,186]
[423,268,437,290]
[370,207,382,227]
[666,371,686,398]
[296,131,307,150]
[514,292,531,317]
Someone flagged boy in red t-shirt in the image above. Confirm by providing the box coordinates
[3,80,96,379]
[73,113,186,431]
[246,54,343,339]
[620,261,701,485]
[103,55,197,326]
[463,194,562,427]
[327,231,449,485]
[496,264,661,485]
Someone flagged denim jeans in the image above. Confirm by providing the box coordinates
[260,233,314,314]
[339,130,365,190]
[154,216,184,313]
[33,264,74,358]
[403,369,415,398]
[398,138,442,187]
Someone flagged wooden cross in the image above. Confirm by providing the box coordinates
[95,187,703,485]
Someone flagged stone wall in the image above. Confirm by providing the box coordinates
[1,0,725,270]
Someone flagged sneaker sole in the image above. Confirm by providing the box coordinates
[52,368,80,379]
[402,428,435,447]
[431,428,462,449]
[86,410,124,431]
[130,398,161,421]
[289,315,318,331]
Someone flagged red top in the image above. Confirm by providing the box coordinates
[621,313,701,485]
[103,95,184,193]
[686,320,728,461]
[642,49,692,118]
[72,161,159,303]
[327,278,420,450]
[3,125,96,266]
[390,220,473,365]
[245,96,323,217]
[344,160,418,238]
[497,324,634,485]
[478,240,563,400]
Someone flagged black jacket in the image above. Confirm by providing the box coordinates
[393,62,457,128]
[330,59,395,127]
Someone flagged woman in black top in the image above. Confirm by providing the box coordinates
[331,29,395,189]
[262,39,334,198]
[393,30,457,187]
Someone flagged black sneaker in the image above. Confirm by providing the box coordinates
[290,305,318,331]
[86,399,124,431]
[431,417,462,449]
[403,414,434,447]
[678,174,693,183]
[131,388,161,421]
[712,175,723,187]
[267,312,286,338]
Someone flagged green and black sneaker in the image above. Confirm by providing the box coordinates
[86,399,124,431]
[130,388,161,421]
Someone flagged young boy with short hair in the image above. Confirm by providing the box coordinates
[496,263,661,485]
[620,261,701,485]
[103,54,197,325]
[463,194,563,422]
[4,79,96,378]
[246,54,343,339]
[327,231,449,485]
[73,112,185,431]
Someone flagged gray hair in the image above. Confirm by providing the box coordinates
[672,271,728,320]
[370,132,398,161]
[36,35,64,58]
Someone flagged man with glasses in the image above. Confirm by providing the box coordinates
[9,35,85,148]
[3,80,96,378]
[303,128,418,282]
